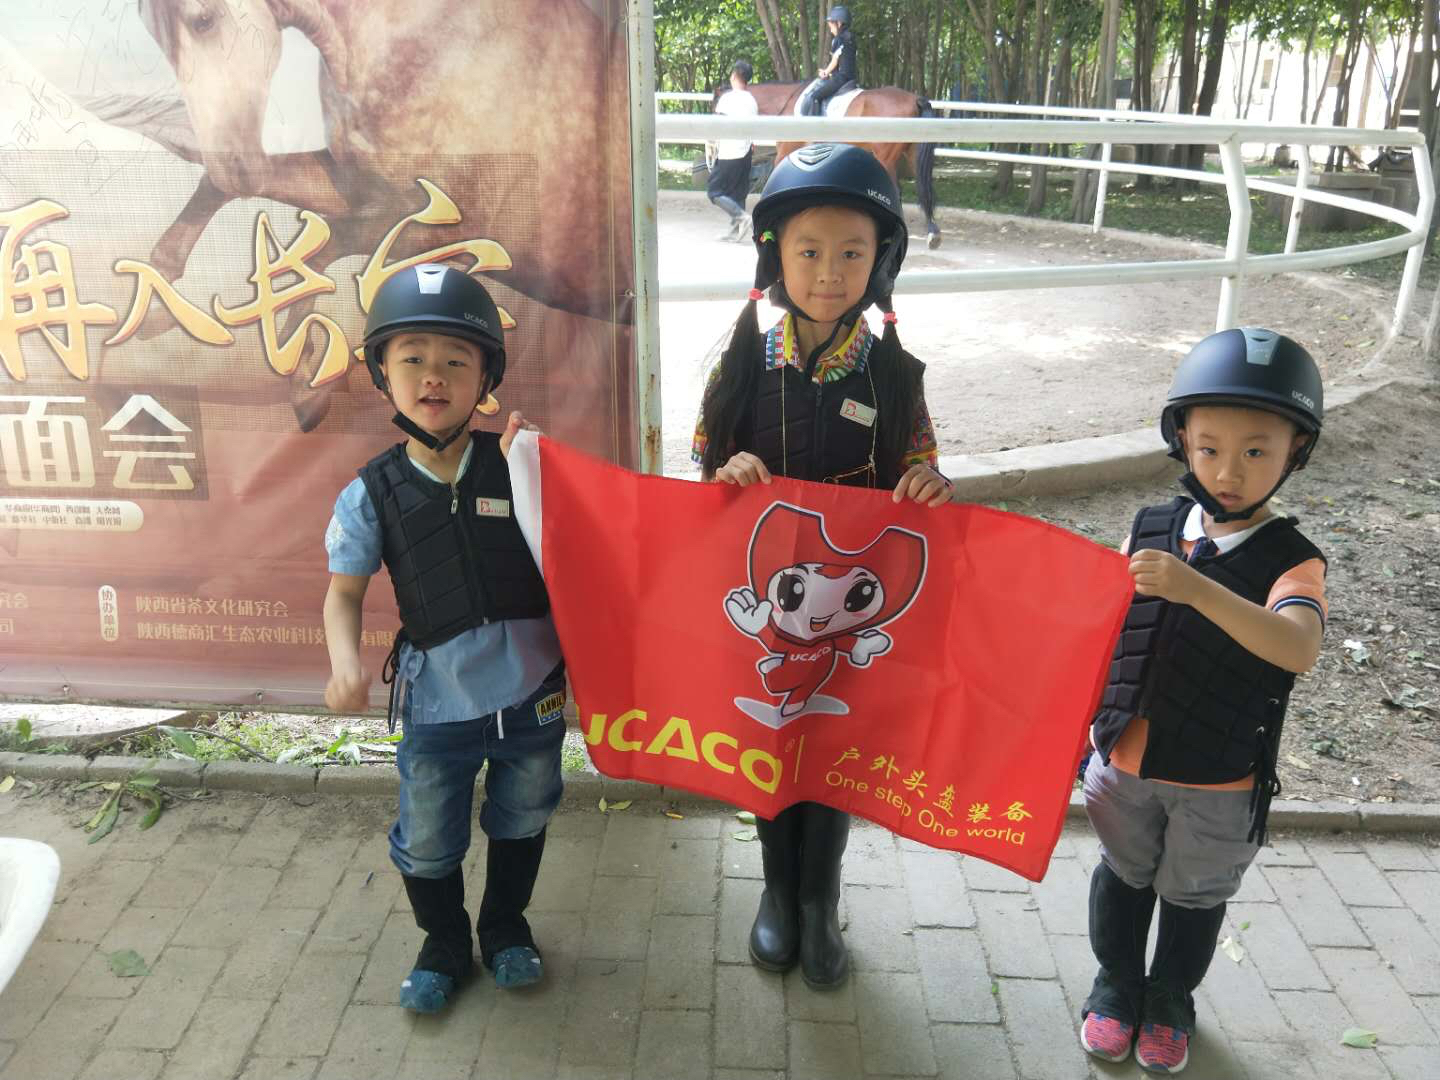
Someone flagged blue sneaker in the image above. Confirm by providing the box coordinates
[399,969,456,1013]
[488,946,543,989]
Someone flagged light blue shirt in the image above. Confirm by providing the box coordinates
[324,441,563,724]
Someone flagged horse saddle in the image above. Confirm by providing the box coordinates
[796,80,862,117]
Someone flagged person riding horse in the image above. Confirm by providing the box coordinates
[799,6,858,117]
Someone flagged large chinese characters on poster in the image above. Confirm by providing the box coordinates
[0,1,635,706]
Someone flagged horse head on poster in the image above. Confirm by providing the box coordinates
[137,0,348,197]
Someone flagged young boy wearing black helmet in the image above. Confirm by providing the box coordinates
[322,264,567,1012]
[693,142,952,990]
[1079,328,1327,1073]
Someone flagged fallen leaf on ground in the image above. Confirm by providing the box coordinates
[108,950,150,978]
[0,775,13,793]
[607,800,633,812]
[735,811,756,825]
[1285,754,1312,771]
[733,830,758,841]
[664,811,685,820]
[1220,936,1246,964]
[1340,1028,1378,1049]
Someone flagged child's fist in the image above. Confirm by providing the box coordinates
[1128,549,1198,604]
[325,664,372,714]
[892,464,953,507]
[499,410,540,458]
[716,452,772,486]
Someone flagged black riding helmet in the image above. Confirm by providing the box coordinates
[827,5,851,26]
[1160,327,1323,523]
[362,264,506,452]
[750,142,908,320]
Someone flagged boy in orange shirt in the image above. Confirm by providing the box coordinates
[1078,328,1327,1074]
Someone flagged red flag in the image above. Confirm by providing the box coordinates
[510,434,1132,880]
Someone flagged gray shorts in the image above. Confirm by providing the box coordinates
[1083,753,1259,909]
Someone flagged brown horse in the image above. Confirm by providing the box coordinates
[720,81,941,249]
[134,0,630,318]
[127,0,631,429]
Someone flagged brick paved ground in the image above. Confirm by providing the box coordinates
[2,788,1438,1080]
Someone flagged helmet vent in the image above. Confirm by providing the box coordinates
[795,144,837,169]
[415,265,448,294]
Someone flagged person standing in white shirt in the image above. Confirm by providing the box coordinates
[708,60,759,241]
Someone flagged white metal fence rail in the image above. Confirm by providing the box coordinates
[653,109,1432,338]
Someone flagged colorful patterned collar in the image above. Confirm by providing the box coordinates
[763,314,874,383]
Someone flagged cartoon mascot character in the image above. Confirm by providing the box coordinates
[725,502,927,727]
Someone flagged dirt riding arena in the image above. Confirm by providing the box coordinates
[657,188,1399,476]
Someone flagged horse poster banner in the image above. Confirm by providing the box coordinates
[0,2,634,705]
[508,433,1133,877]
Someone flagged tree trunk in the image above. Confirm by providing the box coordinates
[1026,0,1051,213]
[1326,2,1366,170]
[1390,32,1417,129]
[755,0,795,81]
[1073,0,1121,221]
[1133,0,1159,189]
[1241,31,1264,119]
[1232,25,1250,115]
[797,1,814,79]
[1158,47,1179,112]
[1267,49,1285,122]
[1422,0,1439,253]
[1179,0,1201,115]
[1300,20,1316,124]
[1311,43,1339,125]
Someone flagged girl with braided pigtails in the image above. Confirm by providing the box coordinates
[691,141,951,989]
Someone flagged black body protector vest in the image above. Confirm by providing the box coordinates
[358,431,549,653]
[742,350,923,490]
[1092,497,1325,844]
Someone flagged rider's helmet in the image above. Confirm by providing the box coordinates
[1159,327,1323,521]
[827,5,851,26]
[362,264,507,451]
[750,142,907,314]
[731,59,753,82]
[363,264,506,394]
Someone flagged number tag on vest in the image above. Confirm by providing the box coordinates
[839,398,876,427]
[475,497,510,518]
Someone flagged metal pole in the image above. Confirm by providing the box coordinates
[1392,146,1436,338]
[1216,137,1251,331]
[626,0,663,473]
[1284,151,1311,255]
[1093,125,1113,233]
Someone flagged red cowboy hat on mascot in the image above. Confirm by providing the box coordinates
[746,502,927,643]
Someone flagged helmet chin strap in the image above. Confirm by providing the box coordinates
[383,380,490,454]
[1179,466,1295,525]
[388,411,471,453]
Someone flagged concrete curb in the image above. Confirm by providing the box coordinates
[936,375,1395,502]
[4,753,1436,836]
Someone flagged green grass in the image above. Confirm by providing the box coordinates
[906,164,1435,289]
[120,715,326,762]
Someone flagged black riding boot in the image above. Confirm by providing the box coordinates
[1082,861,1157,1026]
[797,802,850,990]
[475,828,547,968]
[402,868,475,980]
[1144,899,1227,1034]
[750,805,803,971]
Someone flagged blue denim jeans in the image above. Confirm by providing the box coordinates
[389,668,566,879]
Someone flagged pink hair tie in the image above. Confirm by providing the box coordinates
[882,311,898,325]
[748,288,764,301]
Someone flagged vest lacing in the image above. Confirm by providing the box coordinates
[1247,712,1283,846]
[381,629,410,733]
